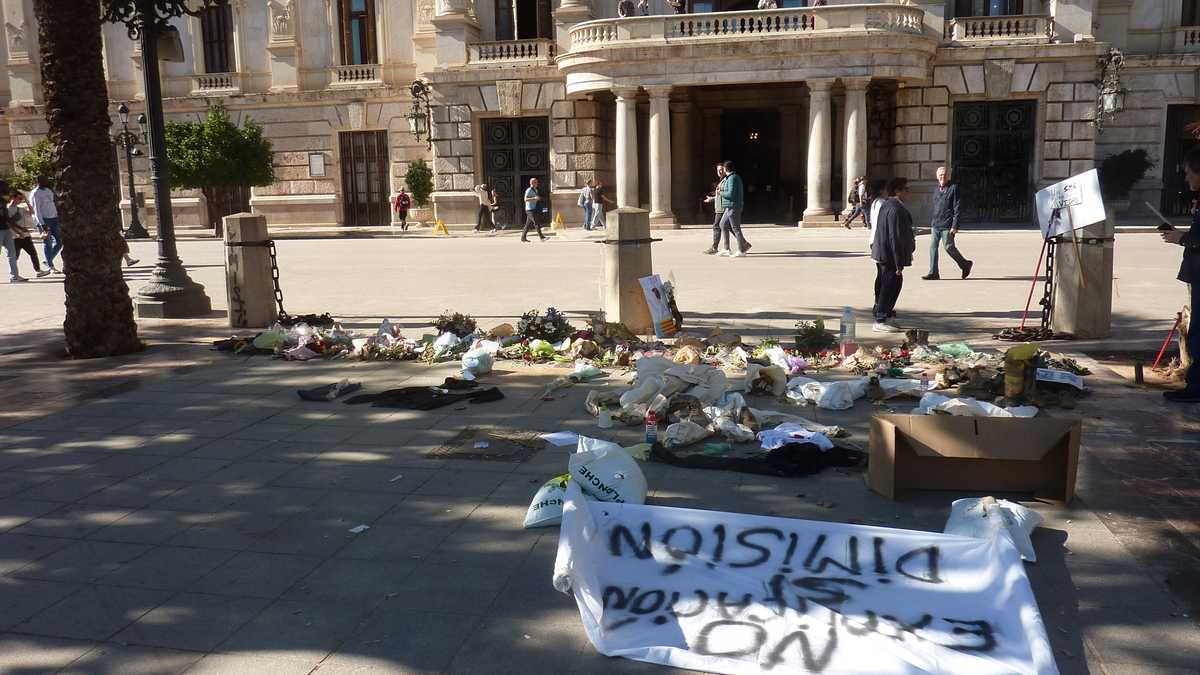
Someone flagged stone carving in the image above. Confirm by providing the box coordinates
[984,59,1016,100]
[6,21,25,54]
[417,0,435,27]
[497,79,522,117]
[271,0,294,37]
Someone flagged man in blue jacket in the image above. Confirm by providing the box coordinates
[718,160,751,257]
[1163,147,1200,402]
[923,166,974,280]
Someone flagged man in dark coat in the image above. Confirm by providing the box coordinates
[871,177,915,333]
[1163,147,1200,402]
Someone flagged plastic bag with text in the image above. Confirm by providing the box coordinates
[568,436,648,505]
[523,474,570,529]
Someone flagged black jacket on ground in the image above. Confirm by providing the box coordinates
[872,199,916,268]
[930,183,960,230]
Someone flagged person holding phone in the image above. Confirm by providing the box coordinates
[1162,147,1200,402]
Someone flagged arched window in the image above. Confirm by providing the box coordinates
[339,0,377,65]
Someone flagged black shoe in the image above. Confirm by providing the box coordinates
[540,236,548,241]
[743,242,752,252]
[1164,389,1200,403]
[703,247,717,255]
[921,273,940,281]
[520,238,529,243]
[962,260,974,279]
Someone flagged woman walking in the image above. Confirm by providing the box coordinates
[703,163,728,255]
[7,189,50,280]
[843,176,868,229]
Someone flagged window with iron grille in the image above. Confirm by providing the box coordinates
[340,0,378,65]
[199,4,234,74]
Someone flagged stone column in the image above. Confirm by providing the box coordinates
[646,85,673,224]
[670,100,694,225]
[804,79,836,220]
[615,87,640,209]
[842,77,870,217]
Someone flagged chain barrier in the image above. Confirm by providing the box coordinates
[225,239,333,327]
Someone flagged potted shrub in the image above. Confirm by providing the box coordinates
[403,158,434,226]
[1098,149,1154,213]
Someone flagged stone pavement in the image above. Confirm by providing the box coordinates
[0,349,1197,674]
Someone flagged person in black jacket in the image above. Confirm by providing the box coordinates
[923,166,974,280]
[871,177,915,333]
[1163,147,1200,402]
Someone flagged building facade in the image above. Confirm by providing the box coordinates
[0,1,1197,230]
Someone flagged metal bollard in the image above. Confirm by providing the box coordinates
[223,212,278,329]
[598,207,658,335]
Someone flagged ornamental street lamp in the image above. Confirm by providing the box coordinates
[103,0,213,318]
[407,80,433,150]
[113,103,150,240]
[1095,47,1127,135]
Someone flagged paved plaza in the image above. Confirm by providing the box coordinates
[0,227,1197,674]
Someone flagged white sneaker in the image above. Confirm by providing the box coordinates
[9,275,27,283]
[718,250,731,257]
[872,321,902,333]
[732,250,746,257]
[35,269,50,278]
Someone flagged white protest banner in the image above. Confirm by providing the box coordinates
[553,481,1058,675]
[1035,169,1106,240]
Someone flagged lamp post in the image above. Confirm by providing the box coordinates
[113,103,150,240]
[103,0,213,318]
[407,80,433,150]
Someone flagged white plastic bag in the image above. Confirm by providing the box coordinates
[569,437,647,505]
[662,421,712,448]
[745,364,787,396]
[524,474,570,529]
[913,393,1039,418]
[460,340,499,380]
[944,496,1044,562]
[433,332,462,358]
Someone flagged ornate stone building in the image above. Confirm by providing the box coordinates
[0,1,1197,229]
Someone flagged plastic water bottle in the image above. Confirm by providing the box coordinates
[840,306,856,343]
[645,410,659,444]
[598,404,613,429]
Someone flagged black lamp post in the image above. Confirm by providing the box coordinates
[103,0,213,318]
[407,80,433,150]
[113,103,150,240]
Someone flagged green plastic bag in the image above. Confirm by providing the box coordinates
[529,339,556,358]
[937,342,976,359]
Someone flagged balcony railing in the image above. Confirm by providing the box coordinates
[568,4,924,51]
[944,14,1054,45]
[1177,26,1200,51]
[330,63,381,86]
[468,38,556,65]
[191,72,240,94]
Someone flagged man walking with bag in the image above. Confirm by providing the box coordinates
[872,178,915,332]
[521,177,547,242]
[924,166,973,280]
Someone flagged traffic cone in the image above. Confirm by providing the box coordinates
[434,218,449,236]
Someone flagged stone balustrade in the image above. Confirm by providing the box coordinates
[467,38,556,65]
[944,14,1054,45]
[329,63,381,86]
[569,3,924,51]
[191,72,240,94]
[1177,26,1200,51]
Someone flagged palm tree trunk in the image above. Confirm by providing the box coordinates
[34,0,140,357]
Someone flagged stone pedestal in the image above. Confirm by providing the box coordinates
[223,213,278,329]
[1052,216,1114,339]
[601,208,654,334]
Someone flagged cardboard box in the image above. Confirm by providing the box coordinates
[868,414,1081,504]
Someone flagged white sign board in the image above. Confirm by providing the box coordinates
[1035,169,1106,239]
[553,481,1058,675]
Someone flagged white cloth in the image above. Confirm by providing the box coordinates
[869,197,887,261]
[29,186,57,226]
[756,422,834,451]
[553,481,1058,675]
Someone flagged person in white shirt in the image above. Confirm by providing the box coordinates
[29,176,64,272]
[577,180,594,231]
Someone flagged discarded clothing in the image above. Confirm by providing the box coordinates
[343,385,503,410]
[756,423,834,451]
[651,442,865,478]
[297,380,363,402]
[913,392,1037,418]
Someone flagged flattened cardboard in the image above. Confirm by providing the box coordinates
[868,414,1081,503]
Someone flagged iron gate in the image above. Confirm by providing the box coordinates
[339,130,389,227]
[481,117,549,229]
[952,100,1036,223]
